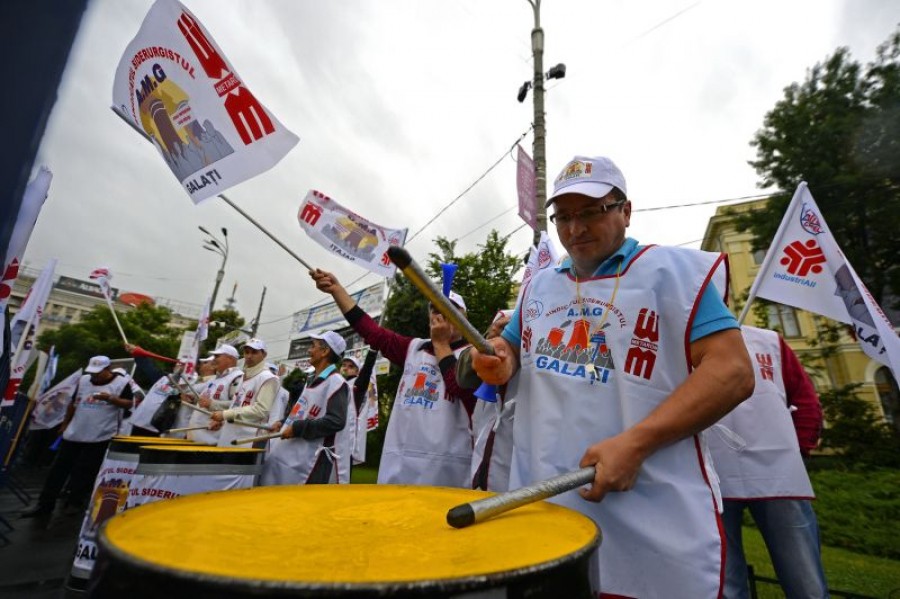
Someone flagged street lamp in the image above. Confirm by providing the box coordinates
[520,0,566,246]
[199,226,228,311]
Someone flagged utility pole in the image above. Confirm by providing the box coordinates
[250,286,266,337]
[528,0,547,246]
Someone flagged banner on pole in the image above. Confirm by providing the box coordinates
[112,0,299,203]
[1,167,52,350]
[297,190,408,278]
[292,282,385,335]
[31,369,82,430]
[752,183,900,377]
[516,145,538,231]
[2,258,58,407]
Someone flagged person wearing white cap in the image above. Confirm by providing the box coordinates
[186,344,243,444]
[260,330,351,485]
[469,155,754,597]
[211,338,280,447]
[339,350,378,466]
[264,362,290,429]
[310,269,476,488]
[22,356,134,519]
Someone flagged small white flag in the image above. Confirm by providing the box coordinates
[750,182,900,378]
[297,190,408,278]
[89,267,112,298]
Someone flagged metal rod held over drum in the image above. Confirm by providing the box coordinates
[446,466,596,528]
[386,247,494,356]
[231,431,281,445]
[230,419,273,430]
[165,425,210,434]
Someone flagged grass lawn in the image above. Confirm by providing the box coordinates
[741,525,900,598]
[350,465,378,484]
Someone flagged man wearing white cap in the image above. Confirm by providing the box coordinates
[310,270,476,487]
[188,344,243,444]
[260,331,351,485]
[339,350,378,467]
[22,356,134,519]
[211,338,280,446]
[470,155,754,597]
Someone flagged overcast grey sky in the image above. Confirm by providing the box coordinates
[22,0,900,360]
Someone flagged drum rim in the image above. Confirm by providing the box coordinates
[97,521,599,593]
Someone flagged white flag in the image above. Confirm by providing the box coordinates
[297,190,408,278]
[750,182,900,377]
[516,231,561,307]
[0,167,52,349]
[89,266,113,298]
[31,368,82,430]
[196,297,211,343]
[112,0,298,203]
[3,258,58,407]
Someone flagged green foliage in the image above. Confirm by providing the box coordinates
[737,27,900,309]
[202,308,247,351]
[808,466,900,560]
[818,383,900,466]
[37,303,183,387]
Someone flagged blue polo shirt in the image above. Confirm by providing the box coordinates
[501,238,738,347]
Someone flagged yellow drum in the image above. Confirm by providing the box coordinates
[126,446,264,508]
[91,485,600,597]
[67,437,194,591]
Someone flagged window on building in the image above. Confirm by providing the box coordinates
[874,366,899,434]
[766,304,801,338]
[752,248,768,265]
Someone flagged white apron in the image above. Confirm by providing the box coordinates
[217,370,278,447]
[708,325,814,499]
[378,340,473,487]
[511,245,727,598]
[469,377,517,492]
[260,371,350,485]
[64,375,131,443]
[187,369,244,445]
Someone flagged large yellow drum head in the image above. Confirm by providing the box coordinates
[93,485,600,598]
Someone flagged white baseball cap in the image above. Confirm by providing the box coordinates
[85,355,111,374]
[244,338,267,352]
[448,291,467,312]
[546,155,627,207]
[210,344,239,359]
[310,331,347,356]
[342,355,361,369]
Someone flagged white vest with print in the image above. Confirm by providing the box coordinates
[188,369,243,445]
[64,374,131,443]
[336,385,358,481]
[217,370,278,447]
[469,377,517,492]
[378,340,473,486]
[512,245,727,599]
[708,325,814,499]
[127,376,173,433]
[260,371,350,485]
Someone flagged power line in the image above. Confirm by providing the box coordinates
[405,128,531,244]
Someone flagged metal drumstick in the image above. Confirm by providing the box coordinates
[446,467,596,528]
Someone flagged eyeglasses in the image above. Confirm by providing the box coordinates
[549,200,626,226]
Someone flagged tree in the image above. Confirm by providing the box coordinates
[736,27,900,310]
[201,308,247,350]
[37,303,184,388]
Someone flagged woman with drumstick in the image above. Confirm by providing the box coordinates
[259,331,352,485]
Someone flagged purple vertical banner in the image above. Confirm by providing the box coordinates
[516,145,537,230]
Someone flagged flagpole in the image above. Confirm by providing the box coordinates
[110,106,313,271]
[737,182,807,325]
[103,292,130,345]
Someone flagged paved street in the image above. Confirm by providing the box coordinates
[0,464,83,598]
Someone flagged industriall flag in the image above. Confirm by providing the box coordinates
[297,190,408,278]
[112,0,299,204]
[749,182,900,378]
